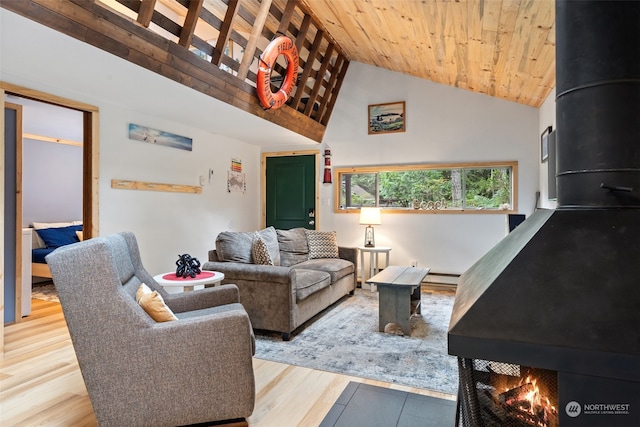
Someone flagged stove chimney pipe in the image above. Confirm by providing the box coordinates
[555,0,640,209]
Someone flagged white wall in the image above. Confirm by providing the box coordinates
[538,87,558,209]
[1,9,262,274]
[12,98,84,226]
[2,8,547,277]
[276,62,540,274]
[23,139,83,226]
[98,106,261,272]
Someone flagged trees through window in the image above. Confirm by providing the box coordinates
[336,162,517,213]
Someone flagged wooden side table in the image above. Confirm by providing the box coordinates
[357,246,392,291]
[153,271,224,293]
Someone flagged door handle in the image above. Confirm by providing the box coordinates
[309,220,315,225]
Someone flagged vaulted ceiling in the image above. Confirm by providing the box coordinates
[302,0,556,108]
[2,0,556,144]
[174,0,557,108]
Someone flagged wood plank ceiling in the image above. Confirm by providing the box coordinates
[302,0,556,108]
[158,0,556,108]
[2,0,556,144]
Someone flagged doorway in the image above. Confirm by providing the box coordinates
[262,151,319,230]
[1,82,99,350]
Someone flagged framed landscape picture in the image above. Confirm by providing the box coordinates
[368,101,405,135]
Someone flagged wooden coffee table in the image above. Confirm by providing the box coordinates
[366,265,430,335]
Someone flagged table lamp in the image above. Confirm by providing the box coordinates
[359,207,381,247]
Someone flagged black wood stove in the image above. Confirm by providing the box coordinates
[448,1,640,426]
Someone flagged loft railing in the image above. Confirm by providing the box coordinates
[2,0,350,142]
[106,0,349,124]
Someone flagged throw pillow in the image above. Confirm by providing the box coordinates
[216,226,281,266]
[252,233,274,265]
[258,226,281,266]
[305,230,339,259]
[32,221,82,248]
[136,283,178,322]
[215,231,254,263]
[277,228,310,267]
[35,225,82,248]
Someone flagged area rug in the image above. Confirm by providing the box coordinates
[31,282,59,302]
[254,288,459,395]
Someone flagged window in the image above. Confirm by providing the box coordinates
[335,162,517,213]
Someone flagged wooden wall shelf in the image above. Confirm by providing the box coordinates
[23,132,82,147]
[111,179,202,194]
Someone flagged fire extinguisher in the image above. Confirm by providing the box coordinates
[323,148,332,184]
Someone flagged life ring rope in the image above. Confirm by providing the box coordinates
[256,35,299,110]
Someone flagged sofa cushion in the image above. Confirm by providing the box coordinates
[293,258,355,284]
[294,269,331,301]
[277,228,309,267]
[251,233,273,265]
[305,230,339,259]
[216,227,280,266]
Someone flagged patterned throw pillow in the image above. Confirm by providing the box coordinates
[136,283,177,322]
[252,233,274,265]
[305,230,339,259]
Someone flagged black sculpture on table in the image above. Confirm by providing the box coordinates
[175,254,201,278]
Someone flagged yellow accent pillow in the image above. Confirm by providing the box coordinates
[136,283,177,322]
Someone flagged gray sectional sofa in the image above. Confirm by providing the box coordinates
[203,227,357,340]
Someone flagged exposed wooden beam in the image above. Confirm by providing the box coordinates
[2,0,343,142]
[237,0,273,81]
[178,0,204,48]
[211,0,239,66]
[291,28,323,110]
[320,58,349,126]
[294,13,312,54]
[137,0,156,27]
[277,0,298,35]
[304,42,333,116]
[315,53,344,121]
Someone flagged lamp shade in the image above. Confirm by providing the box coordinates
[359,207,381,225]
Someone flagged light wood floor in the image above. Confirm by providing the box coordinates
[1,299,456,426]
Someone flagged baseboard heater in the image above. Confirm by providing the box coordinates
[424,272,459,287]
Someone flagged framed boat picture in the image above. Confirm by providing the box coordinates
[368,101,405,135]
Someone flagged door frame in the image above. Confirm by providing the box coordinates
[1,82,100,351]
[261,150,320,229]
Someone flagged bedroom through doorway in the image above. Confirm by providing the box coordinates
[1,83,99,340]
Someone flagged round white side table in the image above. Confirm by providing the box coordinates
[153,271,224,293]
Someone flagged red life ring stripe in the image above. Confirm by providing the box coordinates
[257,35,299,110]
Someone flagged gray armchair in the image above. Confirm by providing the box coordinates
[46,232,255,427]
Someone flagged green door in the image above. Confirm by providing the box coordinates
[265,155,316,230]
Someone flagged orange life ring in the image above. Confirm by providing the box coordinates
[257,35,299,110]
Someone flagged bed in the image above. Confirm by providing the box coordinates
[31,221,83,278]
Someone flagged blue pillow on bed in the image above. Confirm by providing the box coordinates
[36,225,82,248]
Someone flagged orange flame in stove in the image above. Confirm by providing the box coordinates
[501,375,557,426]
